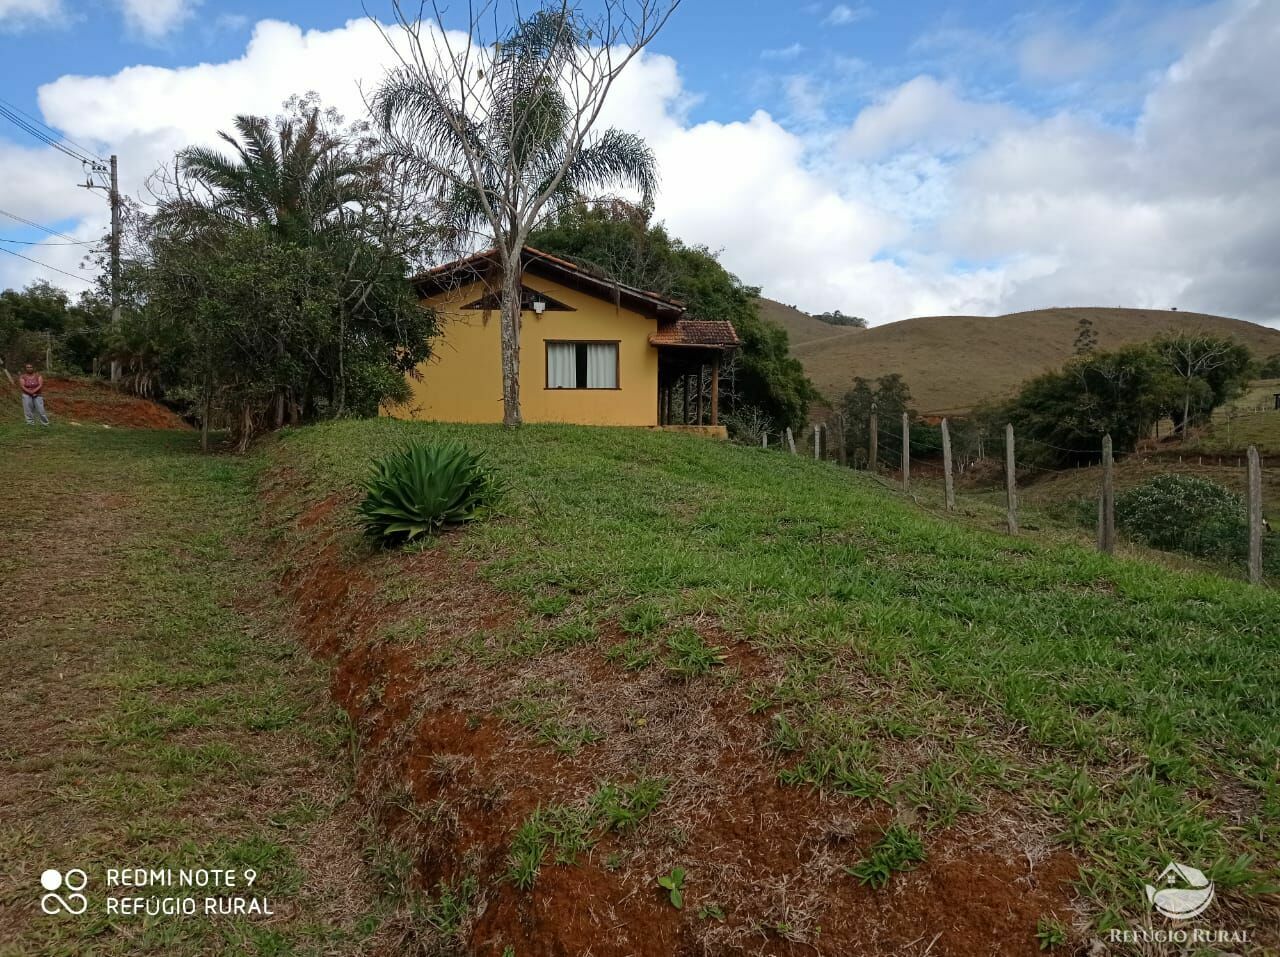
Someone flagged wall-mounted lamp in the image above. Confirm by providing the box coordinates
[531,297,547,315]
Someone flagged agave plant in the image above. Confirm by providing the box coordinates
[357,440,502,545]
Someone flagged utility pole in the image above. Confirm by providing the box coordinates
[109,154,120,383]
[81,154,121,382]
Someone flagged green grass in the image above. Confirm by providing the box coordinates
[0,424,386,956]
[274,418,1280,931]
[845,823,926,887]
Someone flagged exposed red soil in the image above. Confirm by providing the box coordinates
[4,376,188,429]
[264,465,1082,956]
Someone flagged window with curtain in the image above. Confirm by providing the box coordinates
[545,342,618,389]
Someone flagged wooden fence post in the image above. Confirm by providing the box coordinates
[814,424,821,461]
[941,418,955,511]
[1098,434,1115,554]
[785,427,796,455]
[901,412,910,491]
[1005,423,1018,535]
[1248,445,1263,584]
[869,403,878,472]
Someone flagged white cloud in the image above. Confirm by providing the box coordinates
[0,0,63,28]
[843,76,1024,160]
[118,0,197,40]
[824,4,870,27]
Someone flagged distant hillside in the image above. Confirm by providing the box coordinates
[757,297,863,346]
[777,306,1280,415]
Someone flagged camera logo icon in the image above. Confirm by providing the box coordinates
[40,869,89,915]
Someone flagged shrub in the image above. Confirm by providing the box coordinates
[357,440,502,545]
[1116,474,1246,562]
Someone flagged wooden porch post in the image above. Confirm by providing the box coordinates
[710,353,720,425]
[683,373,690,425]
[696,363,705,425]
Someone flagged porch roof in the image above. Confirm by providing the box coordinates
[648,320,740,350]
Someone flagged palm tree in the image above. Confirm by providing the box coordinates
[157,107,379,427]
[374,7,661,426]
[161,108,373,241]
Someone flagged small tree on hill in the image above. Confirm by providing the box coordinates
[813,309,867,328]
[1072,316,1098,355]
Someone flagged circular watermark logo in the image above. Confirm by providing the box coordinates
[40,868,89,915]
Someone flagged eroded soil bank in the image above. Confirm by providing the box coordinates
[265,463,1081,957]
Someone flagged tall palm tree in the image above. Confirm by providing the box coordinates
[162,109,373,241]
[374,8,661,426]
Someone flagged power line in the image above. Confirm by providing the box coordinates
[0,102,99,166]
[0,207,83,243]
[0,95,106,163]
[0,245,96,284]
[0,236,98,247]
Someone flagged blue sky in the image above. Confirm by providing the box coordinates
[2,0,1277,325]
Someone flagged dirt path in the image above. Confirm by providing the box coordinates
[0,426,391,956]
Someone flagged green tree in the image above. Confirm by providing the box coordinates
[123,99,435,448]
[529,200,817,429]
[1152,332,1252,435]
[374,3,675,427]
[1002,344,1179,466]
[0,282,111,374]
[1259,353,1280,378]
[1072,316,1098,355]
[840,373,913,468]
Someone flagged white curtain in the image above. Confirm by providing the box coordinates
[586,343,618,389]
[547,342,576,388]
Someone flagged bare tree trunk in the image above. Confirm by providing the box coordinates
[499,254,523,428]
[1181,391,1191,436]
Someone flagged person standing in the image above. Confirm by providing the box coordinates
[19,363,50,427]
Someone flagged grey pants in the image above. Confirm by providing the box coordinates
[22,394,49,426]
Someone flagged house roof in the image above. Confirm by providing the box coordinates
[411,246,686,322]
[648,320,741,350]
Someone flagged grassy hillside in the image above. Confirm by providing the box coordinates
[1185,377,1280,454]
[269,419,1279,953]
[782,306,1280,414]
[757,296,859,346]
[0,424,387,955]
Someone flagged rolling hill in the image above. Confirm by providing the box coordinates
[760,302,1280,415]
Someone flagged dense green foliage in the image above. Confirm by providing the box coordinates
[996,334,1253,467]
[0,281,112,374]
[1117,474,1276,570]
[529,202,818,429]
[812,309,867,328]
[118,101,434,446]
[357,440,503,544]
[839,373,913,467]
[1258,353,1280,377]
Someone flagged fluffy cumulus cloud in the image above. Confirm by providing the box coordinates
[3,0,1279,327]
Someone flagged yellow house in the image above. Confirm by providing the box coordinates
[388,247,740,431]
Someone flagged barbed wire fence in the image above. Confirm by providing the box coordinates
[755,409,1272,585]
